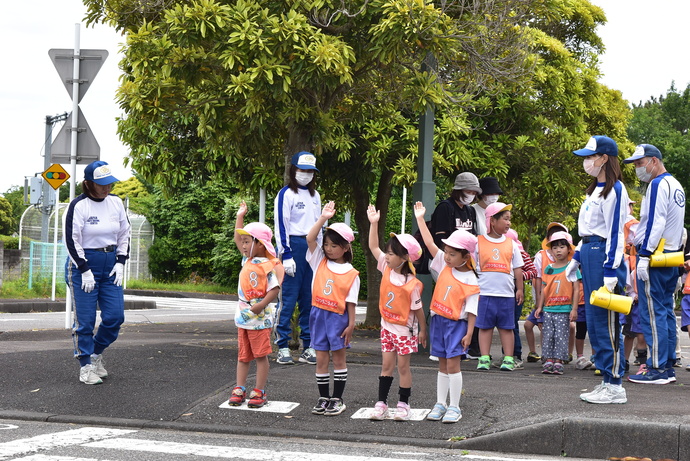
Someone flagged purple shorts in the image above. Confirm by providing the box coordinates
[429,315,469,359]
[476,295,515,330]
[309,307,350,351]
[525,308,543,325]
[681,295,690,332]
[576,304,586,323]
[620,301,642,336]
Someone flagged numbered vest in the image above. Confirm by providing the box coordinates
[431,266,480,321]
[379,267,423,326]
[542,266,574,307]
[478,235,513,274]
[239,258,280,301]
[538,249,551,277]
[312,259,360,314]
[683,275,690,295]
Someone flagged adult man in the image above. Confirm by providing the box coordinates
[625,144,686,385]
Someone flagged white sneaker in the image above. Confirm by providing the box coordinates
[90,354,108,378]
[299,347,317,364]
[370,401,388,421]
[79,364,103,385]
[575,356,593,370]
[584,384,627,404]
[393,402,411,421]
[276,348,294,365]
[579,382,605,401]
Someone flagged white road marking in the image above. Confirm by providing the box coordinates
[86,438,422,461]
[351,407,430,421]
[11,455,106,461]
[0,425,18,430]
[0,427,135,460]
[218,400,300,413]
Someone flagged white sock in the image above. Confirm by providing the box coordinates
[436,372,449,405]
[449,372,463,408]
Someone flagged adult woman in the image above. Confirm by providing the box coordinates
[274,151,321,365]
[64,160,131,385]
[568,136,630,404]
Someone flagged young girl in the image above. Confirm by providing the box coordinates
[475,202,524,371]
[414,202,479,424]
[306,201,360,416]
[230,201,284,408]
[534,231,579,375]
[367,205,427,421]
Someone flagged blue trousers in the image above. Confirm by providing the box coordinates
[637,258,678,371]
[581,239,626,384]
[66,250,125,366]
[275,236,312,349]
[513,300,523,359]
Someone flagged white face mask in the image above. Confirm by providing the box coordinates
[583,157,602,177]
[635,158,654,183]
[457,193,476,206]
[483,195,499,206]
[295,171,314,186]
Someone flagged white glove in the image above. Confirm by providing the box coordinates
[283,258,296,277]
[81,270,95,293]
[603,276,618,293]
[565,259,580,282]
[637,257,650,282]
[109,262,124,286]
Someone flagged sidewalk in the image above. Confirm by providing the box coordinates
[1,310,689,460]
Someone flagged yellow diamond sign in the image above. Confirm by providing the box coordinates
[42,164,70,190]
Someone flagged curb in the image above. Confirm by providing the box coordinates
[0,299,156,313]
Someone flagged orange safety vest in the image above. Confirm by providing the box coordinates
[431,266,480,320]
[683,276,690,295]
[312,259,360,314]
[478,235,513,274]
[542,266,574,307]
[538,249,552,277]
[379,267,423,326]
[239,258,281,301]
[578,280,585,306]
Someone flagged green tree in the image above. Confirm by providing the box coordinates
[0,196,15,235]
[1,186,26,234]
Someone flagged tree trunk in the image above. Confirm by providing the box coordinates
[282,125,314,184]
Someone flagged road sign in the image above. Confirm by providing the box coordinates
[48,49,108,103]
[50,107,100,165]
[42,164,70,190]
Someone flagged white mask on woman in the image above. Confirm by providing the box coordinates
[583,157,602,177]
[457,193,476,206]
[295,171,314,186]
[482,195,499,206]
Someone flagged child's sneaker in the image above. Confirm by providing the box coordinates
[513,357,524,370]
[564,354,573,364]
[311,397,330,415]
[500,356,515,371]
[370,401,388,420]
[542,361,554,374]
[247,389,267,408]
[228,386,246,406]
[393,402,411,421]
[324,398,346,416]
[575,356,593,370]
[552,362,564,375]
[441,405,462,424]
[477,355,490,371]
[426,403,446,421]
[276,348,294,365]
[527,351,541,362]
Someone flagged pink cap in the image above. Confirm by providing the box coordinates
[505,229,524,252]
[547,231,574,249]
[441,229,478,254]
[485,202,512,233]
[390,233,422,262]
[326,223,355,243]
[237,222,276,257]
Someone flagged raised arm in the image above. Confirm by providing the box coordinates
[234,201,247,250]
[307,201,335,252]
[413,201,439,258]
[367,205,383,260]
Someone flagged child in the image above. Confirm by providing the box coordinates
[367,204,427,421]
[306,201,360,416]
[534,231,579,375]
[682,257,690,372]
[413,202,479,424]
[229,201,284,408]
[475,202,524,371]
[506,229,537,369]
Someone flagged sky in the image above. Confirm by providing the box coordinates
[1,0,690,194]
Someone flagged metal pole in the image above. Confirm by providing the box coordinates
[42,117,52,242]
[401,186,407,234]
[69,24,80,202]
[259,188,266,223]
[52,191,60,301]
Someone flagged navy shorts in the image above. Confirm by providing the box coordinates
[681,295,690,332]
[309,307,350,351]
[429,315,469,359]
[476,295,515,330]
[526,308,543,325]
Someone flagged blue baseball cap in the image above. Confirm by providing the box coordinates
[623,144,662,163]
[84,161,120,185]
[573,135,618,157]
[291,151,319,171]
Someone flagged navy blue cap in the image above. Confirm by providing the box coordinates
[573,135,618,157]
[291,151,319,172]
[84,161,119,185]
[623,144,662,163]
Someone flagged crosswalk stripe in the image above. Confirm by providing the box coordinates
[11,455,104,461]
[86,438,422,461]
[0,428,135,460]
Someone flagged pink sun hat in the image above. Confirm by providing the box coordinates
[547,230,575,251]
[505,228,524,252]
[237,222,277,257]
[389,233,422,262]
[327,223,355,243]
[441,229,478,254]
[485,202,512,233]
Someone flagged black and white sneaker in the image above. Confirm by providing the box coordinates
[324,398,346,416]
[311,397,330,415]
